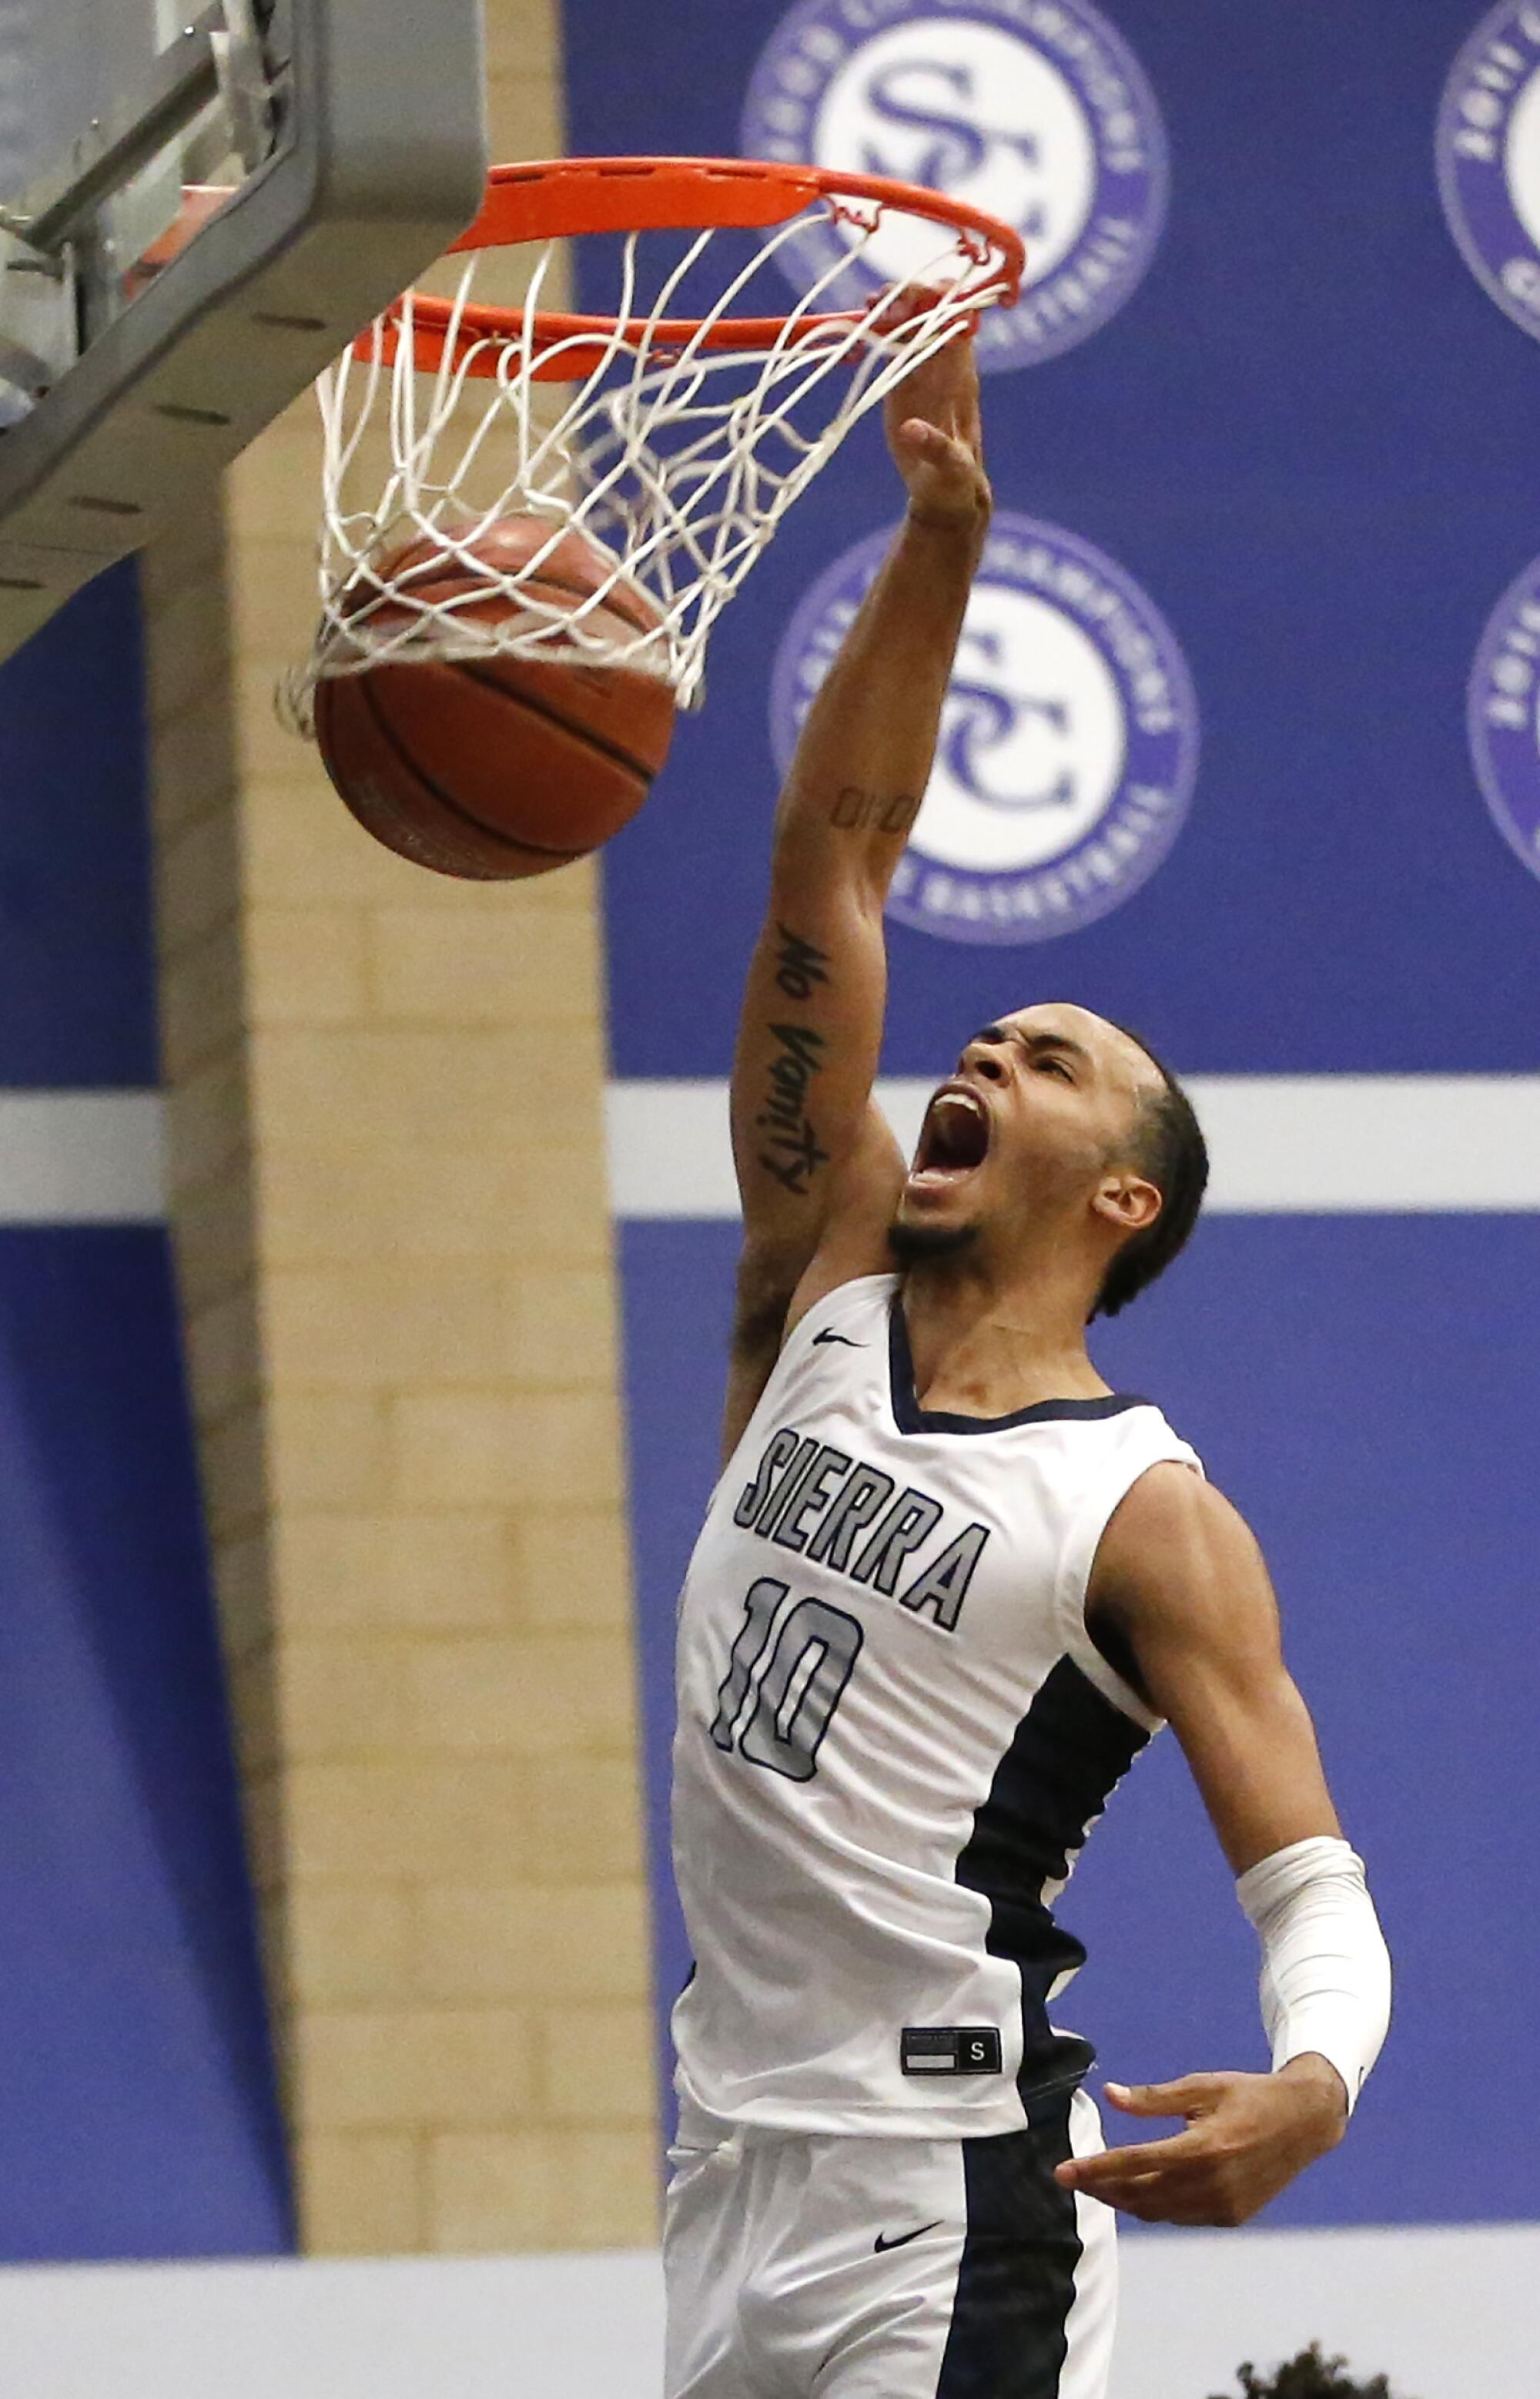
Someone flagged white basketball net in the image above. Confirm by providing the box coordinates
[296,190,1015,720]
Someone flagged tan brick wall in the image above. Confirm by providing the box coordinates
[141,0,658,2257]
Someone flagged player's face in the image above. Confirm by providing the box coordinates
[896,1002,1162,1254]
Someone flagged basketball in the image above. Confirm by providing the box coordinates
[312,515,676,879]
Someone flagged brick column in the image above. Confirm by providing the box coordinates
[142,0,659,2257]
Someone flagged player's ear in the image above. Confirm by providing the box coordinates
[1091,1171,1162,1238]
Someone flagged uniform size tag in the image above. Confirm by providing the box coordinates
[900,2027,1003,2076]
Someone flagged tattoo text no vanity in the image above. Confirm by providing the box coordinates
[758,925,832,1196]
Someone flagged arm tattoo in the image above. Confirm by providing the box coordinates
[773,923,831,1000]
[757,1021,830,1196]
[830,785,922,835]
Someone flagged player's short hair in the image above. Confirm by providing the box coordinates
[1217,2347,1396,2397]
[1091,1026,1208,1321]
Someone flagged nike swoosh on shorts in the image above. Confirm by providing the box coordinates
[873,2220,942,2254]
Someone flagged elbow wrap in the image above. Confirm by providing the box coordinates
[1236,1836,1391,2116]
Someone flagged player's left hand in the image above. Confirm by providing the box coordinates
[1053,2056,1349,2226]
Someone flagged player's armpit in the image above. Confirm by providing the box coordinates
[1086,1465,1343,1875]
[782,1101,906,1330]
[721,1101,905,1461]
[721,1245,798,1465]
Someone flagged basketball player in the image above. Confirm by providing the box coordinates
[663,322,1392,2399]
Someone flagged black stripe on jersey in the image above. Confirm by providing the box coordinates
[888,1295,1149,1436]
[935,2102,1083,2399]
[955,1656,1150,2101]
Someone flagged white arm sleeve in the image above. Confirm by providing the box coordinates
[1236,1835,1391,2116]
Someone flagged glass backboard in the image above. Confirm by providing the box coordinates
[0,1,489,660]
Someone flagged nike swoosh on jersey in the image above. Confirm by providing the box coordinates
[873,2220,942,2253]
[812,1328,864,1348]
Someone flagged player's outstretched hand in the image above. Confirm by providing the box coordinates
[1053,2059,1348,2227]
[882,303,990,536]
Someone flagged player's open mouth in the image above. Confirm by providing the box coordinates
[909,1084,991,1191]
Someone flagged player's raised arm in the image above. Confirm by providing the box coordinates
[725,323,992,1452]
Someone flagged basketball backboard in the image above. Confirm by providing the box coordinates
[0,0,489,661]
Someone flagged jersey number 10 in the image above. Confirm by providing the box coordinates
[709,1576,865,1783]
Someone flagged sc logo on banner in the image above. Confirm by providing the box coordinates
[741,0,1169,370]
[1438,3,1540,339]
[769,512,1200,946]
[1470,555,1540,884]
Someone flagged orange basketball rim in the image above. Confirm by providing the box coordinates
[357,156,1026,382]
[296,153,1025,720]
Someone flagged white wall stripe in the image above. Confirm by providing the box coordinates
[605,1077,1540,1219]
[0,1093,165,1223]
[3,1081,1535,1227]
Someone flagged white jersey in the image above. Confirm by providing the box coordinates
[671,1272,1203,2142]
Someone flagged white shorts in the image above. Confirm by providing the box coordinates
[663,2086,1116,2399]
